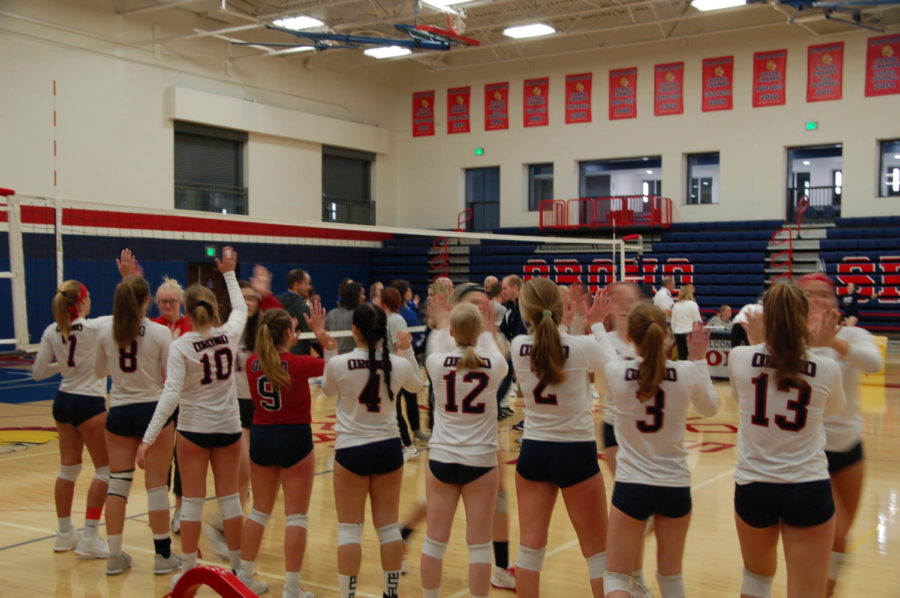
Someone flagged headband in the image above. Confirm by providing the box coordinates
[798,272,835,289]
[65,284,89,321]
[196,299,212,311]
[453,283,486,303]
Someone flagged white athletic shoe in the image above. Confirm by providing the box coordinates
[204,523,230,560]
[402,445,419,461]
[490,566,516,590]
[282,587,314,598]
[171,507,182,534]
[106,551,133,575]
[53,529,79,552]
[237,572,268,595]
[632,579,656,598]
[75,532,109,559]
[154,553,182,575]
[400,556,409,575]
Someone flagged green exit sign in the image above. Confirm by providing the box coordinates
[474,147,485,156]
[205,245,216,257]
[805,121,818,131]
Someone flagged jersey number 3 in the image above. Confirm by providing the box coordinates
[750,373,811,432]
[636,390,665,433]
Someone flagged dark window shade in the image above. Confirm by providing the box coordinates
[323,155,370,202]
[174,132,243,187]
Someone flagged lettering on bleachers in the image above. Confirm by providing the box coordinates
[522,257,694,292]
[835,256,900,302]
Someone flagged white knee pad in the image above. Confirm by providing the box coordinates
[247,508,271,527]
[603,571,632,596]
[147,486,169,512]
[337,522,363,546]
[586,551,606,580]
[180,496,205,522]
[829,551,847,581]
[495,490,508,514]
[656,572,685,598]
[376,523,402,545]
[467,541,492,565]
[218,492,242,520]
[741,568,774,598]
[107,469,134,501]
[286,513,308,529]
[94,466,110,484]
[515,545,546,572]
[58,463,82,482]
[422,537,448,560]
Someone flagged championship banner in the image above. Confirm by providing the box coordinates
[807,42,843,102]
[565,73,592,124]
[752,49,787,107]
[701,56,733,112]
[609,67,638,120]
[523,77,550,127]
[412,90,435,137]
[484,82,509,131]
[654,62,684,116]
[447,86,471,134]
[865,34,900,97]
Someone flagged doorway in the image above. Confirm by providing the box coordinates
[786,145,842,223]
[465,167,500,232]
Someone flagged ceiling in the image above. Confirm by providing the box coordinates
[115,0,900,70]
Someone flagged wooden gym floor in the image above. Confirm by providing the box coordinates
[0,352,897,597]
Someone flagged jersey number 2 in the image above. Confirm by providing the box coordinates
[200,348,233,385]
[750,373,811,432]
[442,371,489,414]
[636,390,665,433]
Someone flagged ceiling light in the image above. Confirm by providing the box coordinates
[272,16,324,30]
[503,23,556,39]
[691,0,745,11]
[894,154,900,159]
[421,0,475,8]
[646,170,654,174]
[364,46,412,59]
[802,160,811,165]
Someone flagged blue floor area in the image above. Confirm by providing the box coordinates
[0,357,59,404]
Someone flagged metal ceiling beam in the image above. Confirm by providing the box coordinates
[116,0,204,15]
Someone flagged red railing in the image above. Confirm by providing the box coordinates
[769,195,809,285]
[539,196,672,230]
[166,566,256,598]
[429,208,472,281]
[457,207,473,231]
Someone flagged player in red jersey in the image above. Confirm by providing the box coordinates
[152,277,193,338]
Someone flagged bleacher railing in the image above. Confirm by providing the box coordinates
[786,186,840,224]
[539,196,671,230]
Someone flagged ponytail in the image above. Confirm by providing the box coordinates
[519,278,565,385]
[184,284,220,333]
[763,282,809,385]
[255,309,292,389]
[352,303,394,411]
[450,303,486,370]
[113,276,150,347]
[627,304,668,402]
[52,280,87,340]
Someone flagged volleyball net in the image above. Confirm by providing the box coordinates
[0,189,647,352]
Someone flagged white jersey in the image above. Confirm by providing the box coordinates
[143,271,247,444]
[323,346,424,450]
[427,327,509,358]
[810,326,883,452]
[606,358,718,487]
[671,300,702,334]
[34,316,112,398]
[600,331,637,426]
[95,318,171,407]
[653,288,674,312]
[511,323,615,443]
[426,344,508,467]
[234,342,252,400]
[730,344,845,485]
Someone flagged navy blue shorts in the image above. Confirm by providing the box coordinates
[602,422,618,449]
[429,460,494,485]
[238,398,254,429]
[825,442,863,474]
[106,402,173,438]
[250,424,313,468]
[612,482,691,520]
[516,439,600,489]
[178,430,242,449]
[335,438,403,477]
[734,480,835,528]
[52,391,106,428]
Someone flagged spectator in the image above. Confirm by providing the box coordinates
[653,277,676,320]
[671,284,702,360]
[325,282,364,354]
[705,304,733,330]
[369,281,384,308]
[840,282,880,327]
[485,277,508,327]
[277,269,314,355]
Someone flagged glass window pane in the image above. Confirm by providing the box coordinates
[686,153,719,205]
[880,139,900,197]
[528,163,554,211]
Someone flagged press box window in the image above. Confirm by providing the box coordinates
[880,140,900,197]
[686,153,720,205]
[174,122,248,215]
[528,163,554,211]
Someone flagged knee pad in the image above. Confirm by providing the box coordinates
[58,463,82,482]
[337,522,363,546]
[495,490,508,514]
[94,466,110,484]
[603,571,632,595]
[467,541,492,565]
[247,508,271,527]
[147,486,169,512]
[218,492,242,520]
[180,496,205,523]
[741,568,774,598]
[376,523,402,545]
[422,537,448,560]
[656,572,685,598]
[286,513,308,529]
[586,551,606,580]
[829,551,847,581]
[515,545,546,572]
[107,469,134,501]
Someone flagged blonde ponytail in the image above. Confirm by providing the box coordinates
[52,280,85,340]
[763,282,809,385]
[184,284,220,333]
[519,278,565,385]
[450,303,486,370]
[255,309,292,389]
[628,304,668,402]
[113,276,150,347]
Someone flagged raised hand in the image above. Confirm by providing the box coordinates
[480,299,497,332]
[395,330,413,352]
[116,249,140,278]
[808,307,841,347]
[250,264,273,296]
[303,298,327,334]
[586,288,612,327]
[214,246,237,273]
[428,292,451,328]
[687,321,712,361]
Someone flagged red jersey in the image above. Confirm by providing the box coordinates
[151,315,193,339]
[247,352,325,425]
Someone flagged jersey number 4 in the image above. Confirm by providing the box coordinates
[200,348,233,385]
[442,371,489,414]
[256,377,281,412]
[750,373,811,432]
[636,390,665,433]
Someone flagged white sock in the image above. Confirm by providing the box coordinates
[240,559,255,578]
[58,517,73,533]
[229,549,241,572]
[338,574,357,598]
[384,570,400,597]
[285,571,300,590]
[108,534,123,557]
[183,551,197,571]
[423,589,440,598]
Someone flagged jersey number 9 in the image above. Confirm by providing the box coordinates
[256,377,282,411]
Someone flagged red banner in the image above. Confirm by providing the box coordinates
[447,86,471,134]
[412,90,435,137]
[609,67,637,120]
[484,82,509,131]
[523,78,550,127]
[701,56,733,112]
[807,42,843,102]
[865,34,900,97]
[565,73,592,124]
[654,62,684,116]
[752,49,787,107]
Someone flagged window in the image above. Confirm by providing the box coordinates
[322,146,375,225]
[578,156,661,197]
[174,122,247,214]
[465,167,500,231]
[686,153,719,205]
[880,139,900,197]
[527,163,554,211]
